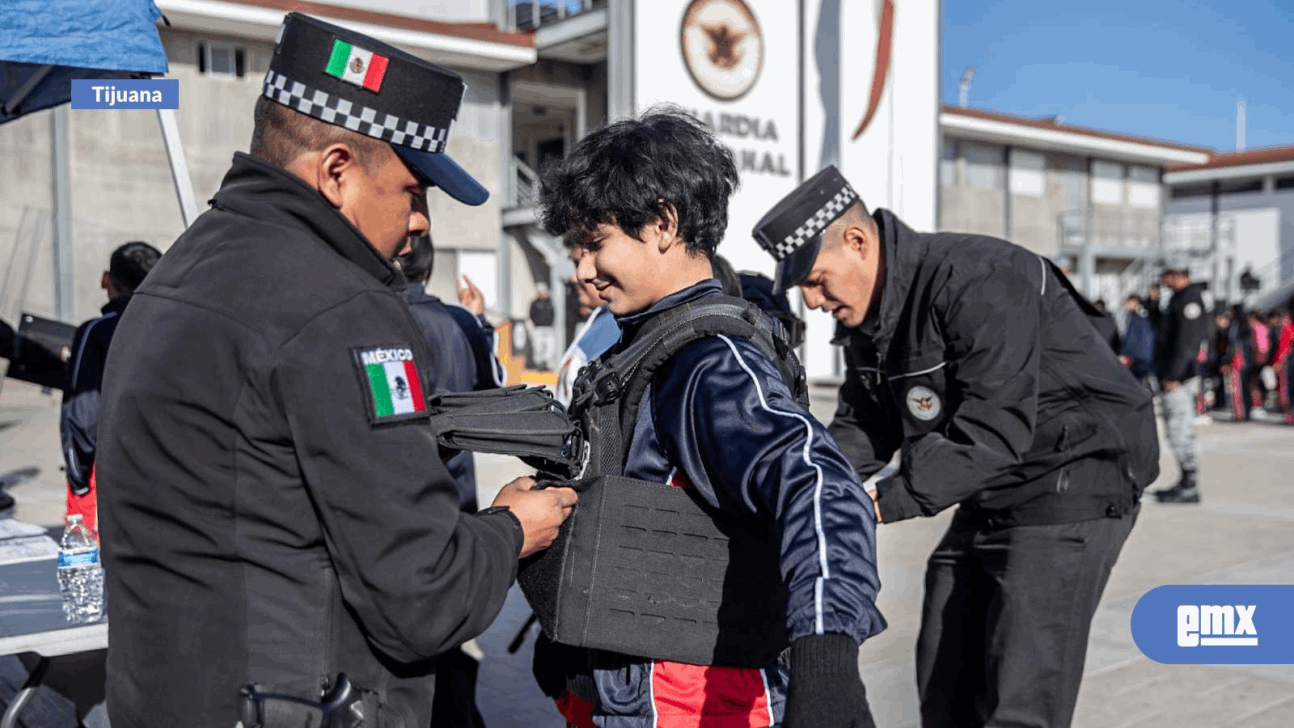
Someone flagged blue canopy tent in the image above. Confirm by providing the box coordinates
[0,0,199,401]
[0,0,199,228]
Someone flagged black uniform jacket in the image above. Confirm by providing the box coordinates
[1154,282,1209,383]
[832,210,1159,527]
[96,153,523,728]
[61,296,130,494]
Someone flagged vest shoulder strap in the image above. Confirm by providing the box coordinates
[574,295,808,476]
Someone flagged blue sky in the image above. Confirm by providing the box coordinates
[941,0,1294,152]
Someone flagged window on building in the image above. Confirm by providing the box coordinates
[940,140,957,187]
[1091,160,1124,205]
[1053,155,1086,211]
[1128,165,1160,208]
[1009,149,1045,197]
[1276,176,1294,191]
[196,40,248,78]
[963,143,1004,190]
[1218,177,1263,195]
[1171,183,1212,199]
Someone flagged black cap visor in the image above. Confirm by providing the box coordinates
[773,234,823,295]
[394,145,489,207]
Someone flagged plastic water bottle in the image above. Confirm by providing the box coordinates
[57,514,104,623]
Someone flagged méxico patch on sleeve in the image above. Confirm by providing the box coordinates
[351,344,429,426]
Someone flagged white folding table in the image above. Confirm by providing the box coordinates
[0,555,108,728]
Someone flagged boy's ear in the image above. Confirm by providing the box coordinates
[654,202,681,253]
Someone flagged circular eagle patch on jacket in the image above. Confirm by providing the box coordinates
[1183,302,1202,320]
[906,385,942,421]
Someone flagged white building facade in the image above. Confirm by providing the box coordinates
[1,0,940,382]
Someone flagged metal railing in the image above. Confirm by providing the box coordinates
[506,157,541,210]
[1057,209,1164,253]
[1160,216,1237,258]
[507,0,603,31]
[1057,209,1237,301]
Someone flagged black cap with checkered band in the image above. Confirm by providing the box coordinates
[263,12,488,206]
[752,165,860,294]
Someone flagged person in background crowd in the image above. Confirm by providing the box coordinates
[1271,308,1294,424]
[553,247,620,408]
[398,233,506,728]
[1224,305,1255,422]
[1121,294,1156,387]
[528,283,557,370]
[1145,282,1164,334]
[61,241,162,535]
[1093,300,1122,353]
[1247,310,1270,412]
[1207,310,1230,415]
[398,234,505,510]
[1152,265,1209,504]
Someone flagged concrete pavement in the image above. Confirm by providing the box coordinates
[1,377,1292,726]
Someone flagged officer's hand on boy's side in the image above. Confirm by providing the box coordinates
[492,476,578,558]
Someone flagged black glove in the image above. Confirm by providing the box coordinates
[783,634,876,728]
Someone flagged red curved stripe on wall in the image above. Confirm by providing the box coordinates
[851,0,895,142]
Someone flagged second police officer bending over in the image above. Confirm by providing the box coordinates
[754,166,1160,728]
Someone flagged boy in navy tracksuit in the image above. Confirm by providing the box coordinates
[533,111,884,728]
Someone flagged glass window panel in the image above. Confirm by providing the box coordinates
[940,140,957,187]
[211,47,233,75]
[964,143,1003,190]
[1091,160,1124,205]
[1009,149,1045,197]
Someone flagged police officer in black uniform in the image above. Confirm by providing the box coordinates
[753,166,1160,728]
[1150,263,1210,504]
[95,14,576,728]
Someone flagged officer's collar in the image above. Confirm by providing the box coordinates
[211,153,408,291]
[615,278,722,339]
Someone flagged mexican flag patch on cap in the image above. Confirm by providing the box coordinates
[325,39,389,93]
[353,345,426,424]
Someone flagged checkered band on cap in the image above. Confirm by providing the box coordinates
[262,70,450,154]
[773,184,860,259]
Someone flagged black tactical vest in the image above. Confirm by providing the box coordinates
[516,295,807,667]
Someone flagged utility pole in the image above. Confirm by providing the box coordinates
[958,67,975,108]
[1236,98,1246,152]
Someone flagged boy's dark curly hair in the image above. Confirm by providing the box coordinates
[539,108,739,258]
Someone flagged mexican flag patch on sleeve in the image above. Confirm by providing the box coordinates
[352,345,427,425]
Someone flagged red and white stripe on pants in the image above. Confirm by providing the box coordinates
[65,465,98,537]
[558,663,773,728]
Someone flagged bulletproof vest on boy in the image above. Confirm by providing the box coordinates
[427,295,806,667]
